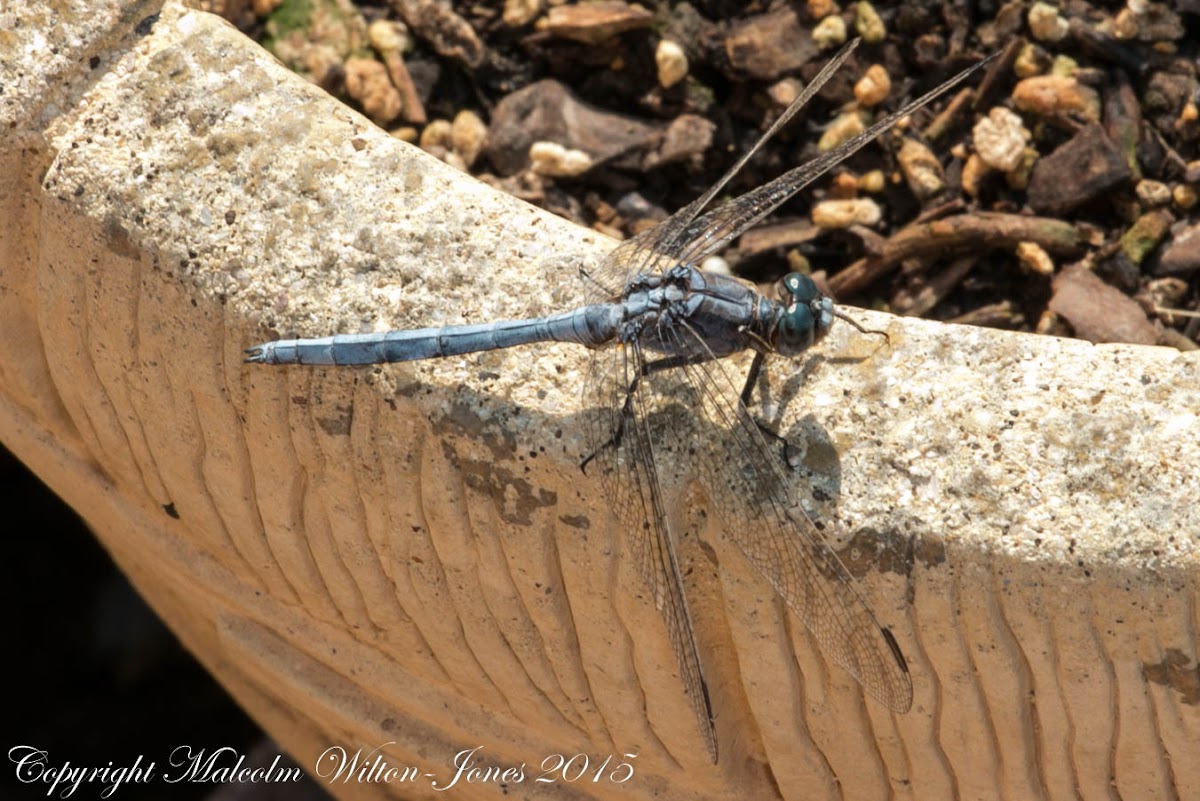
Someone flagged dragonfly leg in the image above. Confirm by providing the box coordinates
[739,351,803,468]
[579,353,704,473]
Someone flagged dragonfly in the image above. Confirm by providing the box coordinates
[247,39,993,761]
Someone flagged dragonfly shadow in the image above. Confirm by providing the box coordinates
[740,345,895,532]
[763,410,844,529]
[754,352,838,452]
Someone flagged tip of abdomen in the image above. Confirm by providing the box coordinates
[244,344,273,364]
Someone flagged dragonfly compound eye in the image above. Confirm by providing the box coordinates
[775,273,833,356]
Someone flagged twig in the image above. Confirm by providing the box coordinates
[828,212,1087,297]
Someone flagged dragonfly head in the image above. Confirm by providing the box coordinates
[773,273,834,356]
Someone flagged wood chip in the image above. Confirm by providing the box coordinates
[1048,263,1158,345]
[724,7,817,81]
[539,2,653,45]
[1027,123,1133,215]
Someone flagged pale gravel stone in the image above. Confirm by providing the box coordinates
[858,168,886,193]
[1135,179,1172,208]
[502,0,543,28]
[1016,240,1055,276]
[1028,1,1069,42]
[897,138,945,200]
[654,39,688,89]
[1174,183,1197,209]
[811,197,882,227]
[767,77,803,107]
[528,141,593,176]
[1014,42,1052,78]
[812,14,848,48]
[344,57,402,124]
[1113,7,1140,39]
[1013,74,1101,120]
[853,63,891,107]
[418,117,453,150]
[807,0,839,19]
[854,0,886,43]
[367,18,411,54]
[973,106,1029,171]
[450,109,488,167]
[817,109,865,151]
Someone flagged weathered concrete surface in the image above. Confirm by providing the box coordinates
[3,2,1199,799]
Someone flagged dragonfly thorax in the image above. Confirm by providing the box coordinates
[772,272,834,356]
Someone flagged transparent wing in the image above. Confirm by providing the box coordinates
[667,52,998,269]
[581,340,718,761]
[649,318,914,712]
[579,44,995,303]
[578,39,862,302]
